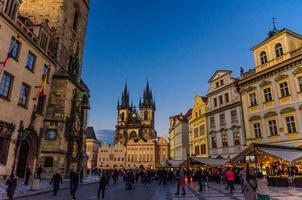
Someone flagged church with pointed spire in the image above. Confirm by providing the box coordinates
[114,82,157,145]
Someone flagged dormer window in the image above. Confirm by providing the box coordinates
[4,0,20,20]
[39,32,49,51]
[275,43,283,58]
[260,51,268,65]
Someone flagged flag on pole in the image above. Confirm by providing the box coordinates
[38,76,47,97]
[1,47,13,68]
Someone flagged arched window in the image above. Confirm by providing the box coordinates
[260,51,268,65]
[120,113,125,121]
[130,131,137,140]
[144,111,148,120]
[275,43,283,57]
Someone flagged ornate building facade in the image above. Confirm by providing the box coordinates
[0,0,90,178]
[239,27,302,148]
[114,82,157,145]
[169,111,190,160]
[188,96,208,157]
[111,82,169,169]
[97,142,126,169]
[206,70,245,159]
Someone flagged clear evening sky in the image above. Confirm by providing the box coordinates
[82,0,302,136]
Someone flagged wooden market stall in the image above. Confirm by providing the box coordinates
[229,143,302,187]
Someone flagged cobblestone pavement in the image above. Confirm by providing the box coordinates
[179,182,302,200]
[10,180,302,200]
[0,175,99,200]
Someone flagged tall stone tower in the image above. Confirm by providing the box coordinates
[19,0,89,77]
[114,82,157,145]
[139,81,156,139]
[17,0,90,177]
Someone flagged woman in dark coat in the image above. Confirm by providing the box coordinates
[98,172,108,199]
[6,174,17,200]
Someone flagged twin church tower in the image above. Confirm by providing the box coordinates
[114,82,157,145]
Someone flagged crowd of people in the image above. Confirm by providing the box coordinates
[5,165,271,200]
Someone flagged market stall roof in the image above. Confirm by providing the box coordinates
[229,143,302,164]
[166,160,184,168]
[180,157,228,167]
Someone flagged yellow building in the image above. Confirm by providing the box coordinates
[239,27,302,147]
[188,96,208,157]
[169,127,175,160]
[85,127,101,170]
[0,1,56,178]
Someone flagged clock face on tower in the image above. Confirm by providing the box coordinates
[46,129,57,140]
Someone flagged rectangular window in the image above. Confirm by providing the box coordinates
[249,93,257,106]
[211,136,217,148]
[26,51,36,71]
[9,37,21,59]
[210,117,215,129]
[263,88,273,102]
[36,95,46,114]
[214,98,217,107]
[225,93,229,103]
[286,116,296,133]
[194,127,199,138]
[222,134,228,147]
[200,144,206,155]
[216,82,219,88]
[268,120,278,136]
[0,72,13,99]
[219,95,223,105]
[298,77,302,92]
[199,125,205,135]
[253,123,262,138]
[42,64,50,81]
[220,80,224,86]
[18,83,30,107]
[195,146,200,155]
[234,132,240,145]
[231,110,238,122]
[220,113,226,125]
[279,82,290,97]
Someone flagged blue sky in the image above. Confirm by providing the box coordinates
[82,0,302,136]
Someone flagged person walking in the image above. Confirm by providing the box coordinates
[36,166,43,179]
[50,171,63,196]
[239,167,246,193]
[195,168,203,192]
[225,167,235,194]
[24,166,32,185]
[6,174,17,200]
[175,170,186,195]
[243,173,256,200]
[97,172,108,199]
[256,172,270,200]
[69,167,79,200]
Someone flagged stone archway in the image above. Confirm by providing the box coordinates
[16,141,29,178]
[16,132,39,178]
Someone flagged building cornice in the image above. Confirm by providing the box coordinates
[239,51,302,87]
[206,101,241,116]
